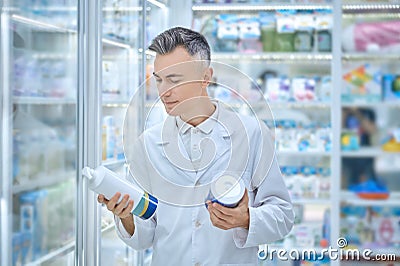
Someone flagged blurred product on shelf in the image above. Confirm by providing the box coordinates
[349,179,390,200]
[13,50,75,99]
[13,180,75,265]
[341,206,400,249]
[13,108,67,185]
[262,74,331,103]
[382,128,400,152]
[195,9,332,53]
[341,130,360,151]
[342,63,382,104]
[237,17,262,53]
[274,120,332,152]
[341,107,377,151]
[315,10,332,52]
[102,61,121,100]
[342,20,400,53]
[103,0,138,42]
[282,165,331,199]
[102,116,124,161]
[294,12,314,52]
[17,0,77,29]
[382,74,400,101]
[274,10,296,52]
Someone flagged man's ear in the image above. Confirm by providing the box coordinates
[202,67,213,88]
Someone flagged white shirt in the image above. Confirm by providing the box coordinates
[176,102,219,170]
[115,101,294,266]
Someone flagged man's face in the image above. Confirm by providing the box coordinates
[153,47,211,117]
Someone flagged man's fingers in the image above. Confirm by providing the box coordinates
[114,194,130,215]
[106,192,121,211]
[209,212,229,230]
[209,204,230,221]
[211,202,235,216]
[98,194,108,204]
[119,200,134,218]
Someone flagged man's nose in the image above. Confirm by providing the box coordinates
[158,83,172,97]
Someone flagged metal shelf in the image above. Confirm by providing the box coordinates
[212,52,332,62]
[269,102,331,109]
[277,150,331,156]
[292,198,331,205]
[103,6,143,12]
[102,98,130,107]
[342,52,400,61]
[341,191,400,206]
[11,14,76,33]
[13,170,75,194]
[341,101,400,108]
[13,96,76,105]
[102,159,126,167]
[192,3,332,12]
[341,147,397,158]
[343,3,400,13]
[25,240,75,266]
[12,15,133,50]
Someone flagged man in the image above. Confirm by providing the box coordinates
[98,27,294,265]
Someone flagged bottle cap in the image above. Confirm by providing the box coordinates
[82,167,95,180]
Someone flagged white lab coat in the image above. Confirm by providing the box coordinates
[115,101,294,266]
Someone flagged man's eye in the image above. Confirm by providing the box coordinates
[170,79,182,84]
[155,79,162,83]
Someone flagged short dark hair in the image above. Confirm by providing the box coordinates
[148,27,211,64]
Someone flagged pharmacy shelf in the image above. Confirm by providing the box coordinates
[269,102,331,109]
[12,15,132,50]
[11,14,76,33]
[103,6,143,12]
[192,3,332,12]
[13,96,76,105]
[342,3,400,12]
[292,198,331,205]
[212,52,332,62]
[13,170,74,194]
[102,98,131,107]
[277,151,331,157]
[341,101,400,108]
[342,52,400,61]
[25,240,75,266]
[28,6,77,12]
[341,147,397,158]
[341,191,400,207]
[102,159,126,167]
[101,223,115,234]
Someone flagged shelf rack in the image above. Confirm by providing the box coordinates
[192,3,332,12]
[13,170,75,194]
[341,191,400,206]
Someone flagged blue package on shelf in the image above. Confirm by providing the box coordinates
[19,190,48,260]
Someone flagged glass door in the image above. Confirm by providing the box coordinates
[99,1,168,265]
[100,0,144,265]
[1,0,78,265]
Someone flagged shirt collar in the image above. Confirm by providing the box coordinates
[176,101,219,135]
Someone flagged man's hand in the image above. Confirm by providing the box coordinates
[98,193,135,236]
[97,192,134,219]
[207,189,250,230]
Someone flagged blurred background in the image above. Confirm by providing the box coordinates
[1,0,400,265]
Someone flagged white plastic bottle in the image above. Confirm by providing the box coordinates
[82,166,157,220]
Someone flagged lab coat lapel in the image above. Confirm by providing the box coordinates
[195,105,238,183]
[158,116,197,184]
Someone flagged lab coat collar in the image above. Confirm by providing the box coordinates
[175,101,219,135]
[157,101,234,146]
